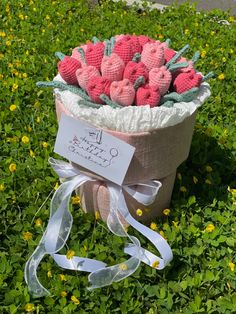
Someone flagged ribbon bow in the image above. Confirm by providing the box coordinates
[24,158,173,297]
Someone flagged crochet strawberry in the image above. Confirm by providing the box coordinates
[164,48,176,63]
[137,35,155,48]
[57,56,81,86]
[123,60,149,84]
[113,39,134,65]
[86,76,111,104]
[101,53,125,82]
[135,84,161,107]
[110,79,135,106]
[149,66,172,96]
[71,44,87,64]
[85,42,105,70]
[141,42,165,71]
[76,65,100,90]
[173,69,202,94]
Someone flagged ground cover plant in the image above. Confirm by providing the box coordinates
[0,0,236,313]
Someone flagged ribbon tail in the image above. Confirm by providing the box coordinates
[24,244,50,298]
[88,183,141,290]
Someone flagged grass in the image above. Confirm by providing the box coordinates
[0,0,236,313]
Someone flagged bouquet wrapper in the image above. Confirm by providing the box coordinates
[55,97,196,222]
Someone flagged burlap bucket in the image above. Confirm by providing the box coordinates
[55,97,196,223]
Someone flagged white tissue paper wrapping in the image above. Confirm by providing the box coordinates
[53,74,211,133]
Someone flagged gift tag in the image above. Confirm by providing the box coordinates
[54,113,135,185]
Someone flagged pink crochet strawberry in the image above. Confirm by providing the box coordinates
[76,65,100,90]
[85,42,105,70]
[57,56,82,85]
[110,79,135,106]
[123,60,149,84]
[86,76,111,104]
[135,84,161,107]
[173,69,202,94]
[101,53,125,82]
[71,44,87,64]
[141,42,165,71]
[113,39,134,65]
[149,66,172,95]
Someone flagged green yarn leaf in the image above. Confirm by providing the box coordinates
[168,61,189,72]
[78,47,86,64]
[166,44,190,68]
[36,81,91,101]
[134,76,145,90]
[99,94,122,108]
[92,36,100,43]
[160,87,199,104]
[202,71,214,82]
[132,53,141,62]
[55,51,65,60]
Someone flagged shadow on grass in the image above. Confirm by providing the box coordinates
[171,127,235,205]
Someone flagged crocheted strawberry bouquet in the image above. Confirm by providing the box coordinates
[38,34,212,221]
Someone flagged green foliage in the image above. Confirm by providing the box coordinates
[0,0,235,313]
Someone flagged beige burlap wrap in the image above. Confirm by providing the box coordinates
[55,97,196,223]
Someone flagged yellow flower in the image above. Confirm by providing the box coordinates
[47,270,53,278]
[136,208,143,216]
[151,260,160,268]
[95,210,101,220]
[177,173,182,180]
[36,116,40,123]
[30,149,35,157]
[54,182,60,190]
[66,250,75,260]
[0,31,6,37]
[119,263,128,271]
[23,73,28,78]
[59,274,66,281]
[159,34,164,39]
[205,179,212,185]
[35,218,42,227]
[22,135,29,144]
[25,303,35,312]
[71,195,80,205]
[60,291,67,298]
[150,222,158,230]
[184,29,189,35]
[229,16,235,23]
[0,183,5,191]
[210,31,215,36]
[23,231,33,241]
[180,186,187,193]
[9,163,17,172]
[159,230,166,239]
[45,15,50,20]
[80,28,84,32]
[206,165,213,172]
[222,57,226,63]
[163,208,170,216]
[172,221,179,228]
[218,73,225,80]
[193,176,198,184]
[71,295,80,305]
[201,50,206,58]
[42,141,49,148]
[205,223,215,233]
[228,262,235,272]
[12,83,18,91]
[9,104,17,111]
[230,49,234,54]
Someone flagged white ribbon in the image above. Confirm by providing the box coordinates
[24,158,173,297]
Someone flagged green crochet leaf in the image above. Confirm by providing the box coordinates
[78,99,101,109]
[99,94,122,109]
[36,81,91,101]
[160,87,199,104]
[134,76,145,90]
[166,44,190,68]
[78,47,86,64]
[55,51,65,60]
